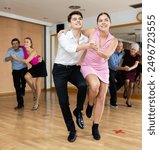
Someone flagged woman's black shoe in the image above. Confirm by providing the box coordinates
[126,101,132,107]
[86,104,93,118]
[92,123,101,140]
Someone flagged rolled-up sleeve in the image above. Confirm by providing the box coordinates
[109,56,117,70]
[59,33,77,53]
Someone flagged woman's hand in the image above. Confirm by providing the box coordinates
[11,54,26,64]
[38,56,42,63]
[123,66,130,71]
[89,41,98,51]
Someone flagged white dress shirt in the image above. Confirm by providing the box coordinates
[54,30,88,65]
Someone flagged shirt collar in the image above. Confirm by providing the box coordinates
[67,30,85,41]
[114,50,124,55]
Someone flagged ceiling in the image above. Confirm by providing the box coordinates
[0,0,141,24]
[0,0,142,42]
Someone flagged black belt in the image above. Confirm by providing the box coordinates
[54,63,77,68]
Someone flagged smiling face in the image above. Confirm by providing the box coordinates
[67,11,83,30]
[12,40,20,51]
[69,14,83,29]
[97,13,111,32]
[116,42,123,53]
[24,38,33,49]
[130,43,139,56]
[130,48,138,56]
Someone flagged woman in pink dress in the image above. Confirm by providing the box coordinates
[11,37,47,110]
[81,12,118,140]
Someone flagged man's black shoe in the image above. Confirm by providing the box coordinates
[67,131,76,142]
[110,103,118,109]
[73,109,84,129]
[14,105,24,110]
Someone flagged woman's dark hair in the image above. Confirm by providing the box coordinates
[25,37,33,48]
[67,11,83,22]
[96,12,111,22]
[11,38,20,45]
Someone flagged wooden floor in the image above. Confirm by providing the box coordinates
[0,91,142,150]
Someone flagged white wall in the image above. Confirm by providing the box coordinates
[1,8,142,89]
[50,8,142,34]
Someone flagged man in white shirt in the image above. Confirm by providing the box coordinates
[53,11,97,142]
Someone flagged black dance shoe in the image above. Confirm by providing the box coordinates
[86,104,93,118]
[67,131,76,142]
[92,123,101,140]
[73,109,84,129]
[14,105,24,110]
[126,101,132,107]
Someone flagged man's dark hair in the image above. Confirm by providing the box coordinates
[67,11,83,22]
[11,38,20,45]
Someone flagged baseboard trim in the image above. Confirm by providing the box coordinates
[50,87,142,100]
[0,87,141,100]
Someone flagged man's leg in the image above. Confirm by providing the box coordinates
[116,71,125,91]
[69,66,87,129]
[12,70,24,109]
[53,64,76,132]
[53,64,76,142]
[20,67,27,96]
[69,66,87,111]
[109,69,118,106]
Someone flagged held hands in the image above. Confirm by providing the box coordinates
[11,54,18,61]
[123,66,130,71]
[89,41,98,52]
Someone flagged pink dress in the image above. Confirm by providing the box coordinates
[80,28,113,84]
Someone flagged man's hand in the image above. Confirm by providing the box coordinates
[123,66,130,71]
[11,54,18,60]
[89,41,98,51]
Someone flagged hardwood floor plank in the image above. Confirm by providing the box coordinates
[0,91,141,150]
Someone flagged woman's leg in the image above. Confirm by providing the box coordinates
[126,82,134,107]
[86,74,100,106]
[94,81,107,124]
[33,77,42,109]
[123,79,129,99]
[85,75,100,118]
[92,81,108,140]
[25,72,36,100]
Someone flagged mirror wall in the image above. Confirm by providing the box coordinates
[110,22,142,98]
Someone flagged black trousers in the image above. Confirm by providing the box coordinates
[53,64,87,132]
[12,67,27,107]
[109,69,124,105]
